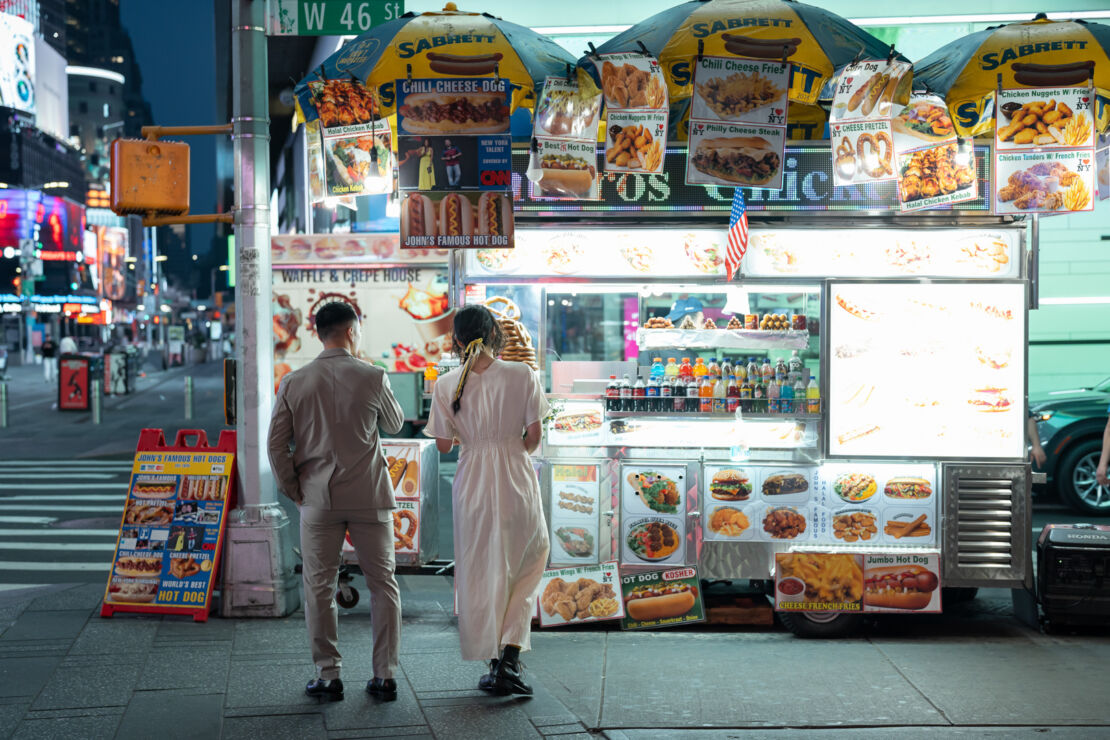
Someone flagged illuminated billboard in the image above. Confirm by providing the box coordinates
[0,189,85,252]
[0,13,34,114]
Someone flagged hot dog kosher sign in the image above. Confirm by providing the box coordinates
[620,566,706,630]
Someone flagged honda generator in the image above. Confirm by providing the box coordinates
[1037,524,1110,628]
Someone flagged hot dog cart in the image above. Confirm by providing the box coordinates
[453,142,1034,636]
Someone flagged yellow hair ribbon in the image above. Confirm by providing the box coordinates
[453,338,485,405]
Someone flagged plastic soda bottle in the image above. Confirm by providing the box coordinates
[699,376,713,413]
[672,377,686,413]
[645,375,660,412]
[708,357,721,377]
[775,357,788,382]
[727,375,740,413]
[650,357,665,381]
[686,378,700,412]
[788,350,803,379]
[806,376,821,413]
[423,363,438,394]
[721,357,733,380]
[664,357,679,379]
[761,357,774,383]
[713,375,727,413]
[747,357,760,382]
[793,378,806,414]
[605,375,620,412]
[767,377,780,413]
[753,379,765,413]
[633,376,646,412]
[781,378,795,413]
[739,376,752,412]
[620,374,633,412]
[694,358,708,378]
[679,357,693,380]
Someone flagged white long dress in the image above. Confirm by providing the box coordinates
[425,359,551,661]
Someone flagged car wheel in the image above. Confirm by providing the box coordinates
[1057,440,1110,515]
[777,610,864,638]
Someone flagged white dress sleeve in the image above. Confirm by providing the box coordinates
[524,368,550,428]
[423,381,458,440]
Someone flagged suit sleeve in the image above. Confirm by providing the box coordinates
[266,377,302,503]
[377,372,405,435]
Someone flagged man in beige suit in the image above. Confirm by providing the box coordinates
[267,301,405,703]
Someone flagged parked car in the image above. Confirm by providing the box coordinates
[1032,378,1110,515]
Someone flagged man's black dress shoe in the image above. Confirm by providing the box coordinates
[366,677,397,701]
[478,659,499,692]
[305,677,344,701]
[493,649,532,696]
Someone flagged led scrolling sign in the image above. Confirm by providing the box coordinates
[509,144,992,216]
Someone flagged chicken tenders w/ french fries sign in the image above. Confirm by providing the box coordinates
[101,429,236,622]
[774,552,941,613]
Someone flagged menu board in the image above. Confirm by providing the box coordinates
[592,52,669,175]
[620,463,686,566]
[396,77,513,249]
[995,86,1095,152]
[995,149,1095,215]
[529,72,603,201]
[549,464,602,565]
[703,464,816,544]
[686,55,789,189]
[828,282,1025,459]
[620,566,705,630]
[465,229,726,279]
[271,234,447,266]
[104,451,233,611]
[548,402,605,448]
[775,552,941,613]
[538,561,623,627]
[547,415,815,452]
[742,228,1020,279]
[811,463,937,547]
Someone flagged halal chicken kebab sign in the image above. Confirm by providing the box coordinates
[396,77,514,250]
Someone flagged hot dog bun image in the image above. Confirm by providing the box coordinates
[539,153,596,198]
[107,579,158,604]
[691,136,780,186]
[438,193,474,238]
[398,91,510,135]
[477,192,513,241]
[624,582,697,621]
[114,556,164,578]
[863,565,938,610]
[883,477,933,499]
[401,194,436,241]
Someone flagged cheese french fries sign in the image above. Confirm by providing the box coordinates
[775,552,864,612]
[620,566,704,631]
[102,431,235,621]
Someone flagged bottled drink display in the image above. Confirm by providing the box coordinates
[633,376,646,412]
[708,357,721,378]
[767,377,780,413]
[807,376,821,413]
[686,378,699,412]
[721,357,733,380]
[752,378,765,413]
[672,376,686,412]
[646,375,660,412]
[747,357,760,383]
[423,363,438,394]
[650,357,665,381]
[781,377,795,413]
[739,376,752,412]
[606,375,620,412]
[793,378,806,414]
[620,374,633,411]
[694,357,708,378]
[788,350,803,379]
[761,357,774,383]
[664,357,679,379]
[679,357,693,380]
[726,375,740,413]
[699,376,713,413]
[774,357,788,382]
[712,375,726,413]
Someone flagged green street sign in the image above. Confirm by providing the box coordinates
[267,0,404,36]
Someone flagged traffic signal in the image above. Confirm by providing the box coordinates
[110,139,190,216]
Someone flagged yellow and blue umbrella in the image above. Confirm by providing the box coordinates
[294,3,576,138]
[580,0,902,140]
[915,15,1110,138]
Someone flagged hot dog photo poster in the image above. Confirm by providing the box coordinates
[539,562,623,627]
[829,59,912,124]
[862,553,941,613]
[531,138,600,201]
[620,566,705,630]
[105,451,233,612]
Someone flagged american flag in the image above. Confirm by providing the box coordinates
[726,187,748,280]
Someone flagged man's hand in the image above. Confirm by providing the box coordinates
[1031,445,1046,468]
[1097,463,1109,489]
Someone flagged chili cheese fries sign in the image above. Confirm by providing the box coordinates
[103,447,234,619]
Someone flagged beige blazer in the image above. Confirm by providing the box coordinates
[267,348,405,510]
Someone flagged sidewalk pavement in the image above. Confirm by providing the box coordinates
[2,577,1109,739]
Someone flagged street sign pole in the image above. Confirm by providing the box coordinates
[223,0,300,618]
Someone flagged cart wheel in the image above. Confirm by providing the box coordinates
[777,610,864,638]
[336,585,359,609]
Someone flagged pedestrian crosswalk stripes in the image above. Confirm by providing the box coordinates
[0,459,130,585]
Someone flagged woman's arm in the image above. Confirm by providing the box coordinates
[523,421,542,454]
[435,437,455,455]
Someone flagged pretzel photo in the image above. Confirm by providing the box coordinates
[856,132,893,178]
[393,510,418,550]
[483,295,520,321]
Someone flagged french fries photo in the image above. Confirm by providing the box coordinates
[606,123,661,171]
[997,98,1091,147]
[777,553,863,603]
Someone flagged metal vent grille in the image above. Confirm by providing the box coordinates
[943,464,1031,588]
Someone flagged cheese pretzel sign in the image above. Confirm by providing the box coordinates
[393,510,417,550]
[856,132,893,178]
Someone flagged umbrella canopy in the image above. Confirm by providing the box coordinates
[916,16,1110,138]
[294,3,576,132]
[582,0,900,139]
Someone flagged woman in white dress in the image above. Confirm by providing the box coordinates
[425,305,550,695]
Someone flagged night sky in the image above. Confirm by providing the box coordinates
[119,0,218,259]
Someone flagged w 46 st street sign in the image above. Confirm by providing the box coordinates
[267,0,404,36]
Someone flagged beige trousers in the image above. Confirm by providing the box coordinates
[299,506,401,680]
